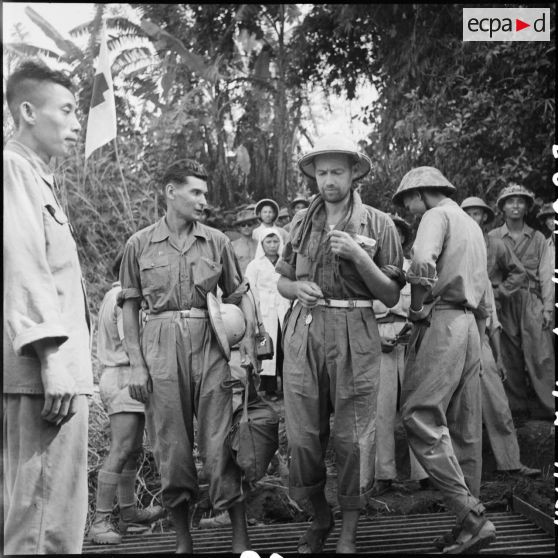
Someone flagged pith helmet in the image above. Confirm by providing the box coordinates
[460,197,495,223]
[392,166,456,206]
[289,196,310,211]
[255,198,280,218]
[388,214,412,246]
[207,293,246,360]
[278,207,289,219]
[496,184,535,210]
[537,202,554,221]
[234,208,258,226]
[298,134,372,181]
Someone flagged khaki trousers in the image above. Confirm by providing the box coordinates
[283,304,380,510]
[401,308,484,524]
[141,314,246,512]
[498,289,554,416]
[375,321,427,481]
[3,394,89,554]
[480,335,521,470]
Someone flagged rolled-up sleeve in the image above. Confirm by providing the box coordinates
[406,209,447,287]
[119,237,142,302]
[376,217,405,288]
[3,154,69,356]
[218,238,244,300]
[275,214,301,280]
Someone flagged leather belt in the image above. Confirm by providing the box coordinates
[436,301,472,312]
[143,309,209,321]
[376,314,407,323]
[315,299,373,308]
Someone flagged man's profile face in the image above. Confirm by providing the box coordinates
[402,191,426,216]
[168,176,208,222]
[26,82,81,161]
[502,196,527,220]
[314,154,354,203]
[464,208,487,227]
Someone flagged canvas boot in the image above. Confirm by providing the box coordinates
[89,513,122,545]
[119,505,166,533]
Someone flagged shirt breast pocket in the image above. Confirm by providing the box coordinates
[42,204,76,272]
[139,255,170,293]
[193,256,223,296]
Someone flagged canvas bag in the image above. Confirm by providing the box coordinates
[227,364,279,483]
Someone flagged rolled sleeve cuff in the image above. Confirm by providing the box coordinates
[118,287,142,306]
[12,323,68,356]
[380,264,406,289]
[275,259,296,281]
[405,271,438,288]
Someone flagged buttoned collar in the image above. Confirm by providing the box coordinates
[5,139,55,187]
[500,222,534,238]
[151,216,209,243]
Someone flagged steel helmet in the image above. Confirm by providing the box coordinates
[392,166,456,206]
[496,184,535,210]
[388,214,412,246]
[207,292,246,360]
[298,134,372,181]
[460,197,495,223]
[536,202,555,221]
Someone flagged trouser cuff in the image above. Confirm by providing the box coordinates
[338,486,373,510]
[455,500,485,525]
[289,479,326,502]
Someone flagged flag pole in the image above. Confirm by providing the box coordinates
[112,137,134,224]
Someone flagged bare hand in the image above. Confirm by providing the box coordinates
[128,364,152,403]
[40,357,78,426]
[328,230,366,262]
[239,333,259,371]
[295,281,324,308]
[542,310,553,330]
[381,336,396,353]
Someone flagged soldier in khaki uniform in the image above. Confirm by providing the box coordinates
[4,61,92,554]
[120,160,258,554]
[277,135,405,553]
[461,198,540,478]
[393,167,496,554]
[488,185,554,420]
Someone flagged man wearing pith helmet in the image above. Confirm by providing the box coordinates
[488,185,554,420]
[276,133,405,553]
[461,198,539,479]
[392,167,496,554]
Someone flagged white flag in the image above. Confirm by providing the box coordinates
[85,21,117,159]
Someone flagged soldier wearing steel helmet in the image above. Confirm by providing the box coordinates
[276,134,405,553]
[461,198,540,479]
[392,167,496,554]
[119,160,258,554]
[487,185,554,420]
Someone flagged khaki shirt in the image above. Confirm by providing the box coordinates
[488,223,553,312]
[120,217,243,312]
[3,140,93,394]
[407,198,488,311]
[276,203,404,299]
[232,235,257,275]
[97,282,129,367]
[486,234,526,297]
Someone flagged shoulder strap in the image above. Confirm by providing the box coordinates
[516,232,536,262]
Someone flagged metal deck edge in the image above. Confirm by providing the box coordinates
[511,494,555,537]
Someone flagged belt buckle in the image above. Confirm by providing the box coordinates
[349,299,357,309]
[179,310,190,318]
